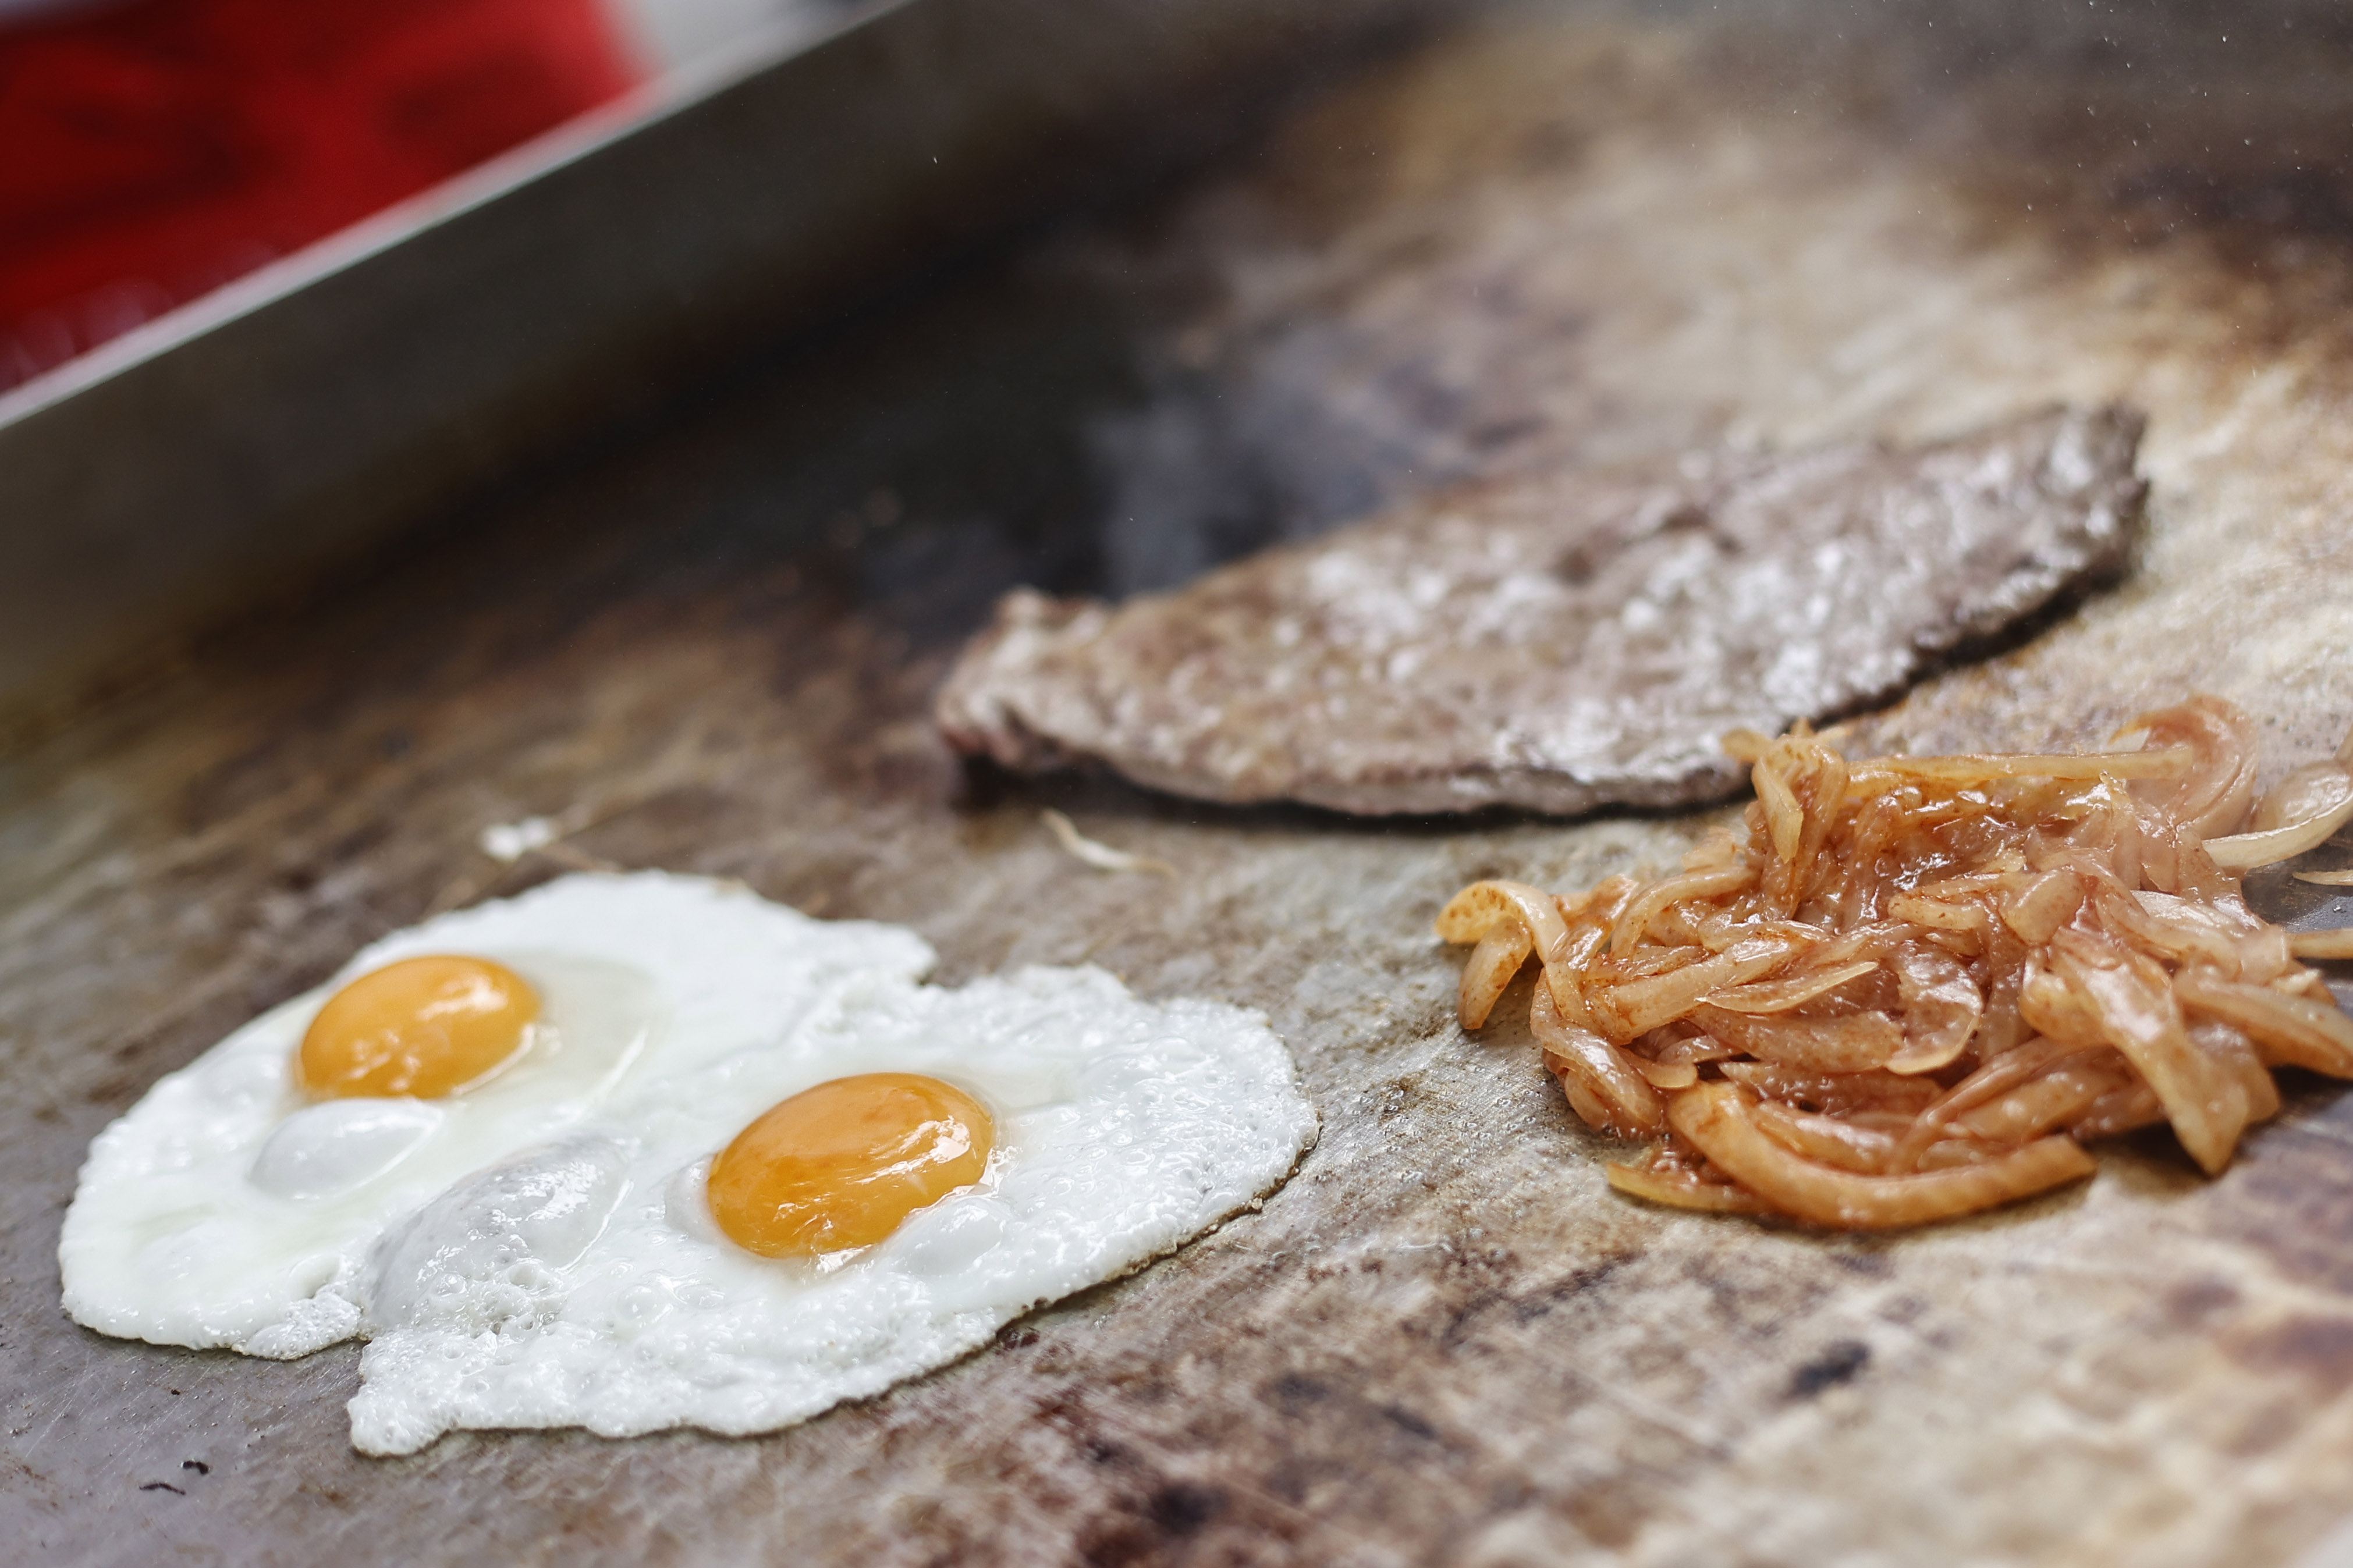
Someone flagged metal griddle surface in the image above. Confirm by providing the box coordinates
[10,4,2353,1563]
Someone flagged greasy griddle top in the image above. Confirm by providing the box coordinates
[9,4,2353,1563]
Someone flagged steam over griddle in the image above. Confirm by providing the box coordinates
[937,406,2146,816]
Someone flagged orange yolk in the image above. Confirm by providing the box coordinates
[296,955,539,1099]
[707,1073,993,1257]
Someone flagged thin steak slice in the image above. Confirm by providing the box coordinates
[936,404,2147,816]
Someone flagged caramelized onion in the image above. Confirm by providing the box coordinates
[2096,887,2246,975]
[1436,879,1570,952]
[2193,1018,2283,1125]
[2124,696,2259,840]
[2070,1079,2166,1140]
[2205,792,2353,870]
[2196,714,2353,868]
[2174,968,2353,1076]
[1436,878,1591,1022]
[1604,1151,1767,1213]
[1458,919,1535,1030]
[2290,929,2353,959]
[1589,934,1804,1040]
[1531,982,1666,1138]
[1951,1059,2134,1143]
[2000,869,2090,943]
[1713,1062,1941,1115]
[1750,1097,1896,1172]
[1708,959,1880,1015]
[1633,1058,1701,1090]
[1889,944,1983,1073]
[1691,1005,1903,1072]
[1613,865,1756,957]
[1445,695,2353,1228]
[1887,892,1993,933]
[1755,753,1805,863]
[1667,1083,2096,1229]
[2252,760,2353,834]
[1878,746,2194,784]
[2052,940,2244,1174]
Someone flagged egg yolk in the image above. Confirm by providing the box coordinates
[296,955,539,1099]
[708,1073,993,1257]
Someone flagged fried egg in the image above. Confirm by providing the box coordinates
[60,872,1317,1453]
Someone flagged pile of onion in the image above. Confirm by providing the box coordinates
[1440,696,2353,1229]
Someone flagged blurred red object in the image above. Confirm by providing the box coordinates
[0,0,645,390]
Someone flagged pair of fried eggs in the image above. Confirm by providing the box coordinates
[61,873,1316,1455]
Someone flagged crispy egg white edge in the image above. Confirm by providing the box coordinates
[343,962,1320,1455]
[58,872,936,1357]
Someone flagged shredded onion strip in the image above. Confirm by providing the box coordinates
[2291,929,2353,959]
[2206,797,2353,870]
[1668,1083,2096,1230]
[1709,959,1881,1015]
[1604,1148,1768,1213]
[1441,695,2353,1229]
[1873,746,2194,784]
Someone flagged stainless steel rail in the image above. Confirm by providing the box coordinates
[0,0,1426,728]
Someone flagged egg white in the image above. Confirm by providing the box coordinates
[60,872,1319,1455]
[59,874,932,1358]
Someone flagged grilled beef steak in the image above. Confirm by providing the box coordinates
[936,404,2147,816]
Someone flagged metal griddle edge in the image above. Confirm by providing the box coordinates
[0,0,1432,737]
